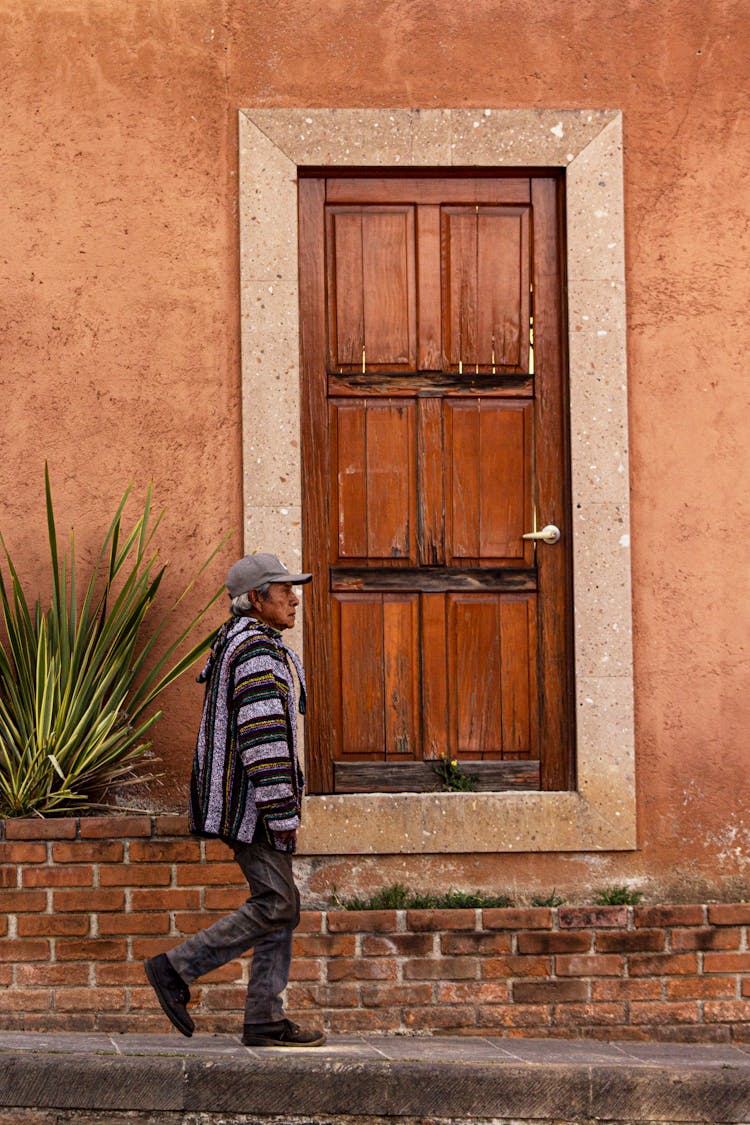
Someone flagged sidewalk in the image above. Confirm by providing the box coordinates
[2,1031,750,1123]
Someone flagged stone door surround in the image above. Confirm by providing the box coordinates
[239,109,634,854]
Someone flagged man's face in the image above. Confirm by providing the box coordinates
[250,582,300,631]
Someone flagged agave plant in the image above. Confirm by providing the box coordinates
[0,468,227,817]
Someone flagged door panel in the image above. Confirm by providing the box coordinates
[326,206,416,371]
[330,399,417,564]
[444,400,533,565]
[300,173,573,795]
[443,206,530,372]
[332,592,420,762]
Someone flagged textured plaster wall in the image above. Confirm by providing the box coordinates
[1,1,748,899]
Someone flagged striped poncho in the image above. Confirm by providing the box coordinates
[188,617,306,845]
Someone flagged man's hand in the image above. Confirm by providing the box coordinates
[274,829,297,849]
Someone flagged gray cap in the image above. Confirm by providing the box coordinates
[225,553,312,598]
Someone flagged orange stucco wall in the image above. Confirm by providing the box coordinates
[2,1,748,900]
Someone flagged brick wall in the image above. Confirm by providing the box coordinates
[1,817,749,1041]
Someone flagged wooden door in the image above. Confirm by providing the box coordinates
[299,173,574,794]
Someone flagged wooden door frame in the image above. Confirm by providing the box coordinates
[238,108,636,854]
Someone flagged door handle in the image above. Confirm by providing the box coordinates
[522,524,561,545]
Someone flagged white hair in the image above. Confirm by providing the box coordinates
[229,583,271,618]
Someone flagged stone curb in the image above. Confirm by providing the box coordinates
[1,1039,750,1122]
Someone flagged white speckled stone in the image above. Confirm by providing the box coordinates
[239,113,298,281]
[573,503,634,678]
[448,108,619,168]
[239,108,635,855]
[240,281,301,507]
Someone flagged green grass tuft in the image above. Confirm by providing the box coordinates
[592,885,643,906]
[335,883,513,911]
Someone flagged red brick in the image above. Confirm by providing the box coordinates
[96,963,149,985]
[16,964,89,986]
[192,990,245,1017]
[705,1001,750,1023]
[481,956,550,979]
[131,888,200,911]
[323,1009,398,1033]
[79,815,152,838]
[518,931,590,955]
[630,1001,700,1025]
[559,907,628,929]
[17,915,90,937]
[204,888,245,911]
[129,985,182,1011]
[98,912,170,935]
[436,981,509,1004]
[297,912,324,933]
[0,940,49,962]
[327,910,398,933]
[54,988,126,1011]
[328,958,398,982]
[154,815,190,835]
[708,904,750,926]
[288,959,324,982]
[596,929,665,953]
[117,1010,186,1033]
[0,917,7,936]
[404,1005,479,1031]
[441,933,511,955]
[554,1003,627,1026]
[513,980,588,1003]
[56,938,127,961]
[53,889,125,912]
[23,1013,96,1032]
[476,1004,552,1029]
[286,983,360,1009]
[0,1015,25,1031]
[482,908,552,930]
[404,1008,474,1030]
[100,864,171,887]
[0,967,10,986]
[405,909,476,931]
[0,867,16,888]
[629,953,699,976]
[704,952,750,973]
[403,957,478,980]
[743,980,750,999]
[5,818,77,840]
[203,839,233,861]
[293,935,356,957]
[173,911,228,934]
[176,862,240,886]
[130,840,201,863]
[360,983,434,1007]
[51,841,123,863]
[361,934,434,956]
[0,891,47,912]
[0,989,53,1011]
[671,927,741,951]
[592,979,662,1001]
[634,905,704,928]
[22,865,93,888]
[132,938,178,959]
[556,954,625,977]
[0,843,47,863]
[667,977,737,1000]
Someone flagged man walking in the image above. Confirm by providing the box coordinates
[144,553,325,1047]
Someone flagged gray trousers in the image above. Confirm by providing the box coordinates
[166,839,300,1026]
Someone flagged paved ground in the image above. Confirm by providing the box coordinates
[1,1031,750,1122]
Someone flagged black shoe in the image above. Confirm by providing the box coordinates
[144,953,194,1037]
[242,1018,326,1047]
